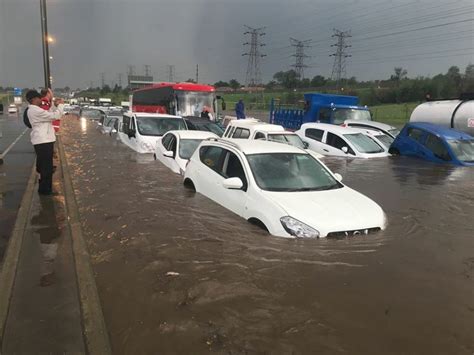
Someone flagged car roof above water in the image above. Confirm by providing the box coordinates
[300,122,364,135]
[167,130,218,139]
[406,122,472,140]
[228,119,286,133]
[131,112,183,119]
[212,138,305,155]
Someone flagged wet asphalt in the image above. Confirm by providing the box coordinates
[60,116,473,354]
[0,112,35,262]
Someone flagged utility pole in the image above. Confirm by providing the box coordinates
[100,72,105,88]
[168,65,175,82]
[242,26,266,87]
[195,64,199,83]
[40,0,51,88]
[117,73,123,88]
[330,29,352,89]
[290,37,311,79]
[144,64,151,77]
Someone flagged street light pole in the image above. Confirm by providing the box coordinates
[40,0,51,88]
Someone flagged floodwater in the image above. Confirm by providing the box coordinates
[60,117,474,354]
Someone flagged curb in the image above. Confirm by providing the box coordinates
[0,163,36,347]
[58,137,112,355]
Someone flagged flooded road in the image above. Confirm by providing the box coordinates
[60,117,474,354]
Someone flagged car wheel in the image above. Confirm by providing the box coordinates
[388,148,400,155]
[248,218,269,233]
[183,178,196,191]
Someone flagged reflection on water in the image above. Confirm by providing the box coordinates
[30,196,61,286]
[60,118,474,354]
[80,117,88,133]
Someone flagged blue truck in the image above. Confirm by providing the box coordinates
[270,93,371,130]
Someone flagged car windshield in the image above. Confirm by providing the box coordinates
[136,117,186,136]
[333,109,371,124]
[104,117,117,127]
[388,128,400,137]
[247,153,341,192]
[374,134,394,149]
[447,139,474,162]
[194,122,224,137]
[343,133,384,153]
[267,133,306,149]
[179,139,204,160]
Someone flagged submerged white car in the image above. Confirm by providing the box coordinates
[154,130,218,175]
[296,123,390,158]
[184,139,386,238]
[343,119,400,138]
[8,104,18,114]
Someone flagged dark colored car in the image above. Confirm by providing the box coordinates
[0,103,4,114]
[389,122,474,166]
[184,117,225,137]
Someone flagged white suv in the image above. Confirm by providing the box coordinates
[184,139,386,238]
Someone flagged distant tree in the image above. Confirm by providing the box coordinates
[64,86,70,92]
[185,78,196,83]
[463,63,474,92]
[300,78,311,88]
[310,75,327,87]
[229,79,241,90]
[100,85,111,94]
[390,67,407,86]
[273,70,299,89]
[446,65,462,89]
[346,76,357,86]
[112,84,121,93]
[214,81,229,87]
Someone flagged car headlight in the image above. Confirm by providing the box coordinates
[280,216,320,238]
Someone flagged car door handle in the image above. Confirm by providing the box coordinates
[323,149,329,152]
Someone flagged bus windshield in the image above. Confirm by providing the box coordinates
[176,91,215,117]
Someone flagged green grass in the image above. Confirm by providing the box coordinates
[369,102,419,126]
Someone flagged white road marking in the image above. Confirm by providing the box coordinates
[0,129,28,160]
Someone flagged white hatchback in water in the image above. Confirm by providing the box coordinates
[154,130,218,175]
[296,123,390,158]
[184,139,386,238]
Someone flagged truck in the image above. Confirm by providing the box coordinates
[98,97,112,107]
[409,93,474,137]
[270,93,371,130]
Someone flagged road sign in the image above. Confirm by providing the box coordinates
[13,88,22,96]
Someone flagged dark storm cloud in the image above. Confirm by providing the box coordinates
[1,0,473,88]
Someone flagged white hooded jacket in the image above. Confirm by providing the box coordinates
[27,104,64,145]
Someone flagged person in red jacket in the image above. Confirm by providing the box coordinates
[40,88,60,132]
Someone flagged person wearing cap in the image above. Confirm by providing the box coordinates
[26,90,64,195]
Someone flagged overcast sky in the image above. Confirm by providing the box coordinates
[0,0,473,88]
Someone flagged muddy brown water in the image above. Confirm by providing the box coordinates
[60,117,474,354]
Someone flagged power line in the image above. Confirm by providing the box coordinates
[242,25,266,86]
[330,29,351,89]
[290,38,311,79]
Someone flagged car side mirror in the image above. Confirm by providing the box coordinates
[334,173,343,182]
[341,146,349,154]
[303,141,309,149]
[222,177,243,190]
[128,129,136,138]
[163,150,174,158]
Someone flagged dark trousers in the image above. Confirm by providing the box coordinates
[34,142,54,195]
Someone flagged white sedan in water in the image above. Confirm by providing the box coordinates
[296,123,390,158]
[154,130,218,175]
[8,104,18,114]
[184,139,386,238]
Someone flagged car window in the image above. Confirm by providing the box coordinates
[168,136,177,154]
[407,127,424,141]
[255,132,266,140]
[318,108,332,121]
[305,128,324,142]
[232,127,250,139]
[199,146,225,173]
[326,132,354,154]
[424,134,451,161]
[161,133,173,150]
[223,151,248,190]
[122,116,130,134]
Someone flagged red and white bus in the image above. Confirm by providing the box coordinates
[131,82,223,117]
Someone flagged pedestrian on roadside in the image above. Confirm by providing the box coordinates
[40,88,61,133]
[26,90,64,196]
[235,99,246,119]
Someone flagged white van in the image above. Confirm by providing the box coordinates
[117,112,187,153]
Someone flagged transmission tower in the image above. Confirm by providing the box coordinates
[117,73,123,87]
[290,38,311,79]
[127,65,135,76]
[168,65,175,82]
[330,29,352,89]
[144,64,151,77]
[242,26,266,87]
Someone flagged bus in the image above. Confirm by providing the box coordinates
[131,82,225,119]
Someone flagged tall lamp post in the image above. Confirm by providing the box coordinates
[40,0,51,88]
